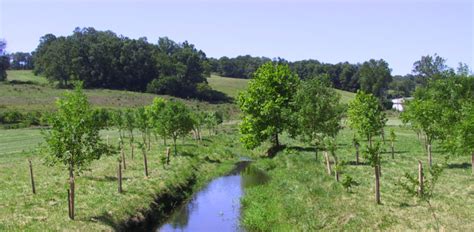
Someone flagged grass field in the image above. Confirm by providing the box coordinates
[207,74,356,104]
[4,70,471,231]
[0,124,264,231]
[1,71,239,118]
[241,125,474,231]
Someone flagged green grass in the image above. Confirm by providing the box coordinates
[207,74,250,99]
[241,125,474,231]
[0,124,262,231]
[6,70,49,85]
[208,74,356,104]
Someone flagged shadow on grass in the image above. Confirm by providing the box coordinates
[8,80,38,85]
[286,146,317,153]
[346,161,370,166]
[447,162,471,169]
[380,151,408,155]
[266,145,287,158]
[84,175,130,182]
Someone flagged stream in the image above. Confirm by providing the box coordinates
[155,161,269,232]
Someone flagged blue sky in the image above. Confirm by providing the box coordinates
[1,0,472,75]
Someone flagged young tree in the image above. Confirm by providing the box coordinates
[135,107,150,150]
[238,62,299,150]
[192,111,206,140]
[205,111,223,135]
[347,91,386,148]
[42,84,110,219]
[364,141,383,204]
[124,109,136,159]
[347,91,386,204]
[112,110,127,168]
[147,97,167,145]
[158,101,194,156]
[293,75,344,160]
[401,98,442,167]
[443,103,474,175]
[389,128,396,159]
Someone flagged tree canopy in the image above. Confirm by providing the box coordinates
[238,62,300,149]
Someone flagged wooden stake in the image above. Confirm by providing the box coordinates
[28,159,36,194]
[391,141,394,159]
[67,189,71,219]
[418,160,424,196]
[143,148,148,177]
[324,151,332,175]
[166,147,170,165]
[355,144,360,165]
[118,162,123,193]
[68,166,75,220]
[375,164,381,204]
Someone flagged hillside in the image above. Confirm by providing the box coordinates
[207,74,356,104]
[1,70,237,115]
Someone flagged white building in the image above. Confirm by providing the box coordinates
[391,97,412,111]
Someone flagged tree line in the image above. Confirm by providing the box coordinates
[30,27,229,101]
[210,53,472,100]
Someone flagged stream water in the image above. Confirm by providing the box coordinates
[156,161,269,232]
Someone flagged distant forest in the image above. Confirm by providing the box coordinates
[1,27,471,101]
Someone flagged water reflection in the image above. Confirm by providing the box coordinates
[157,162,269,232]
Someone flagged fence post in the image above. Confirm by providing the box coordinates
[28,159,36,194]
[418,160,424,196]
[118,162,123,193]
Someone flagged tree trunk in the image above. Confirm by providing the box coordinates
[118,162,122,193]
[274,133,280,147]
[324,151,332,175]
[147,132,151,151]
[375,164,381,204]
[121,146,126,169]
[28,159,36,194]
[166,147,171,165]
[355,144,360,165]
[427,143,432,167]
[143,148,148,177]
[391,141,394,159]
[173,137,178,156]
[130,141,134,160]
[368,136,373,149]
[68,166,75,220]
[418,160,424,196]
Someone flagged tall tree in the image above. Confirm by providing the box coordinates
[0,55,9,81]
[238,62,300,150]
[412,53,451,86]
[358,59,392,100]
